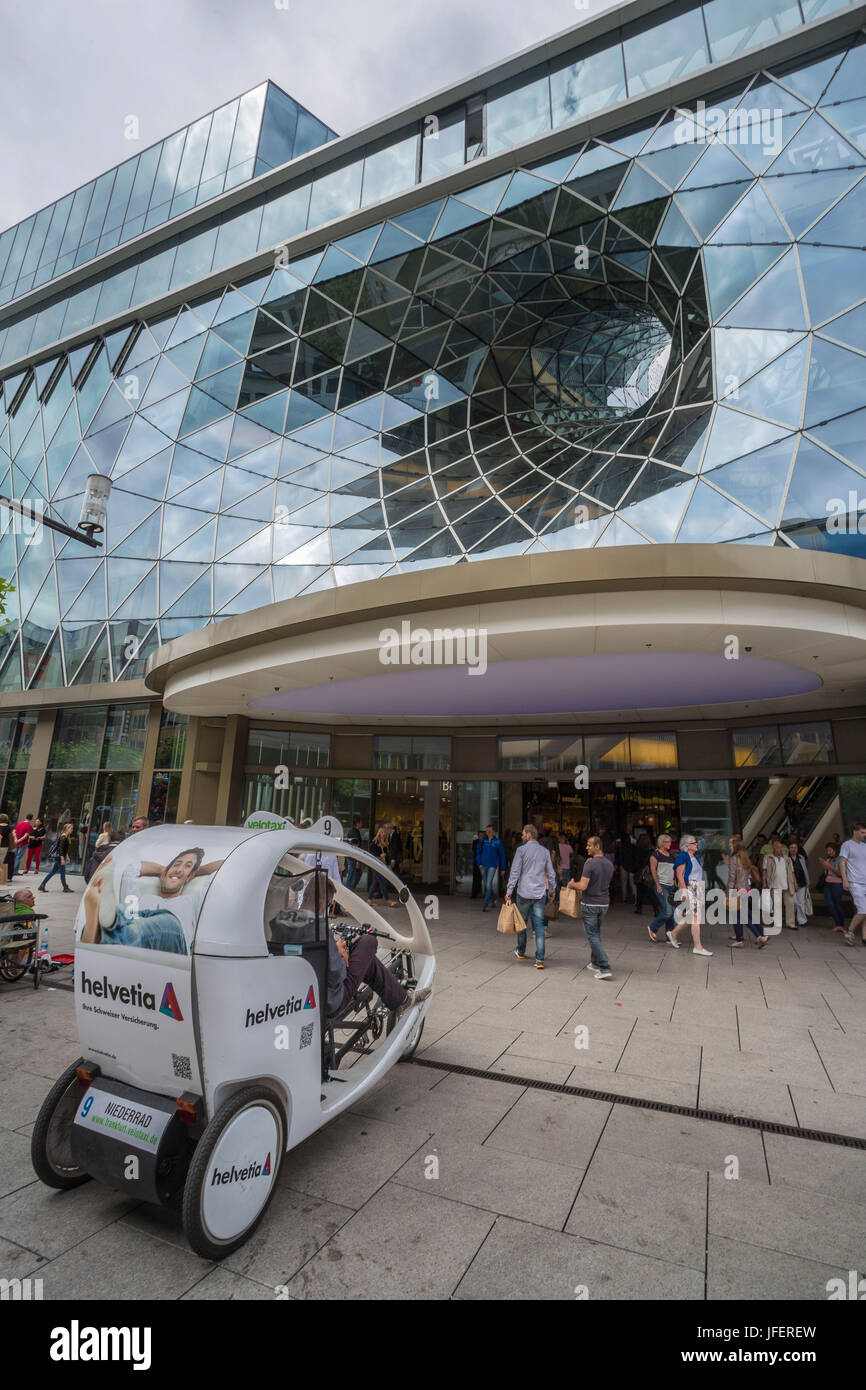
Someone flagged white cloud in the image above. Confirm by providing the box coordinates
[2,0,618,228]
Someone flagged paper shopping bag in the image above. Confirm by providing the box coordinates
[496,901,526,934]
[559,884,582,918]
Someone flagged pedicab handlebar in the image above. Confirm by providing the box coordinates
[332,922,392,942]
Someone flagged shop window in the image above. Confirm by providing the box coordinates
[246,727,330,768]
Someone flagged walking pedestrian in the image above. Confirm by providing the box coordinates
[670,833,712,955]
[575,835,614,979]
[38,821,74,893]
[632,833,654,915]
[787,836,811,927]
[647,832,677,942]
[12,812,33,875]
[470,828,484,899]
[343,815,363,893]
[727,844,769,947]
[762,834,797,929]
[818,842,845,931]
[24,816,46,875]
[557,833,573,891]
[840,821,866,947]
[477,824,506,911]
[0,814,13,882]
[505,825,556,969]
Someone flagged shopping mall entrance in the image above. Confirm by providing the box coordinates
[501,780,681,847]
[371,777,452,889]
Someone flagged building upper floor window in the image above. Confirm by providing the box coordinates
[246,727,330,768]
[373,735,450,770]
[499,732,677,772]
[732,721,834,768]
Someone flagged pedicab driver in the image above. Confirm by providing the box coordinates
[323,879,430,1018]
[80,848,224,954]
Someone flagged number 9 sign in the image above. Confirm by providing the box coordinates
[80,1095,94,1117]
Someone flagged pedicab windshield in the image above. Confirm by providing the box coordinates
[264,860,332,952]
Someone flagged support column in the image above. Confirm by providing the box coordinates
[20,709,57,821]
[215,714,248,826]
[135,702,163,820]
[177,716,225,825]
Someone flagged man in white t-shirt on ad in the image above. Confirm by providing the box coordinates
[81,848,223,954]
[839,821,866,947]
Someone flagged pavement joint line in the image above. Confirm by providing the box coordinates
[407,1059,866,1150]
[808,1025,838,1094]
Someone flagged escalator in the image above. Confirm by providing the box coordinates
[752,776,839,850]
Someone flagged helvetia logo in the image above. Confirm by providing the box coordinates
[304,985,316,1010]
[80,970,183,1020]
[210,1152,272,1185]
[159,982,183,1021]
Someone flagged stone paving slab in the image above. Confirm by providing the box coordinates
[36,1219,209,1300]
[287,1181,495,1300]
[597,1106,769,1183]
[565,1146,707,1271]
[707,1174,866,1268]
[454,1215,705,1300]
[707,1234,849,1301]
[392,1134,583,1230]
[482,1088,611,1170]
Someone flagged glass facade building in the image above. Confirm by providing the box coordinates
[0,0,864,885]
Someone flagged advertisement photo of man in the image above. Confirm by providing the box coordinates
[80,847,224,954]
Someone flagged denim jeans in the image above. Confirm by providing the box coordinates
[344,861,362,893]
[482,865,499,907]
[649,884,675,937]
[103,906,187,954]
[580,902,610,971]
[824,881,845,926]
[39,859,68,890]
[13,846,26,874]
[516,896,547,961]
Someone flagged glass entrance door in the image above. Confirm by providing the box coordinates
[372,778,451,888]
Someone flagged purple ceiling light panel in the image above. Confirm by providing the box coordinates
[250,653,821,717]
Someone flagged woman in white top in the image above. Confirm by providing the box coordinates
[94,820,113,848]
[669,834,712,955]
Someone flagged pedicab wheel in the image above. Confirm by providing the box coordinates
[31,1062,93,1189]
[400,1015,425,1061]
[182,1085,286,1261]
[0,944,34,982]
[385,950,426,1060]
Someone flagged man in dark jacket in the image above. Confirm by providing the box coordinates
[387,824,402,875]
[470,829,484,898]
[343,816,363,893]
[477,824,506,911]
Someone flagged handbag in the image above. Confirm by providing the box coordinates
[559,883,582,918]
[803,888,813,916]
[496,901,526,935]
[544,898,559,921]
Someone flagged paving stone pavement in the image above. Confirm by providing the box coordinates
[1,880,864,1300]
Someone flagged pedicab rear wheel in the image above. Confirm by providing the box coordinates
[31,1062,93,1189]
[182,1085,286,1261]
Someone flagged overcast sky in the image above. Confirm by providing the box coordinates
[0,0,620,230]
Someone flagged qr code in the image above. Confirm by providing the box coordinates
[172,1053,192,1080]
[299,1023,314,1051]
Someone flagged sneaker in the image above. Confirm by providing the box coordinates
[585,964,600,976]
[535,959,545,969]
[396,986,431,1018]
[595,970,612,980]
[843,931,856,946]
[667,936,680,948]
[513,949,526,960]
[755,936,768,948]
[692,947,712,956]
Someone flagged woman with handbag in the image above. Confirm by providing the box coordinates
[38,821,74,893]
[727,844,769,947]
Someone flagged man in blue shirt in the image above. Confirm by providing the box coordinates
[476,824,506,912]
[505,825,556,968]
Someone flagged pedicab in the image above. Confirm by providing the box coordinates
[31,817,434,1259]
[0,896,49,988]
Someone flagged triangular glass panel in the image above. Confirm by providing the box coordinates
[716,250,806,329]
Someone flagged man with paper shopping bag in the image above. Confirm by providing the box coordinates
[504,825,556,969]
